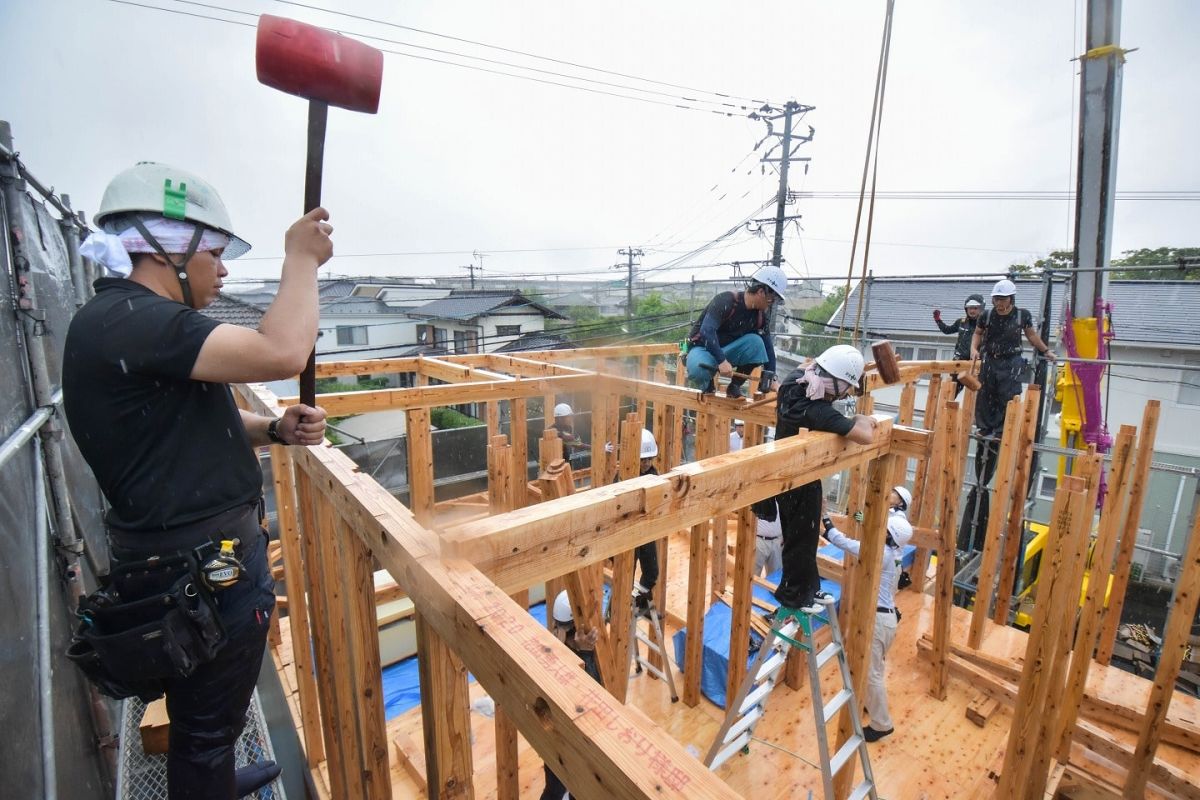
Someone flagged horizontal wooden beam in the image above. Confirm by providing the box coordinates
[890,424,933,459]
[443,417,895,594]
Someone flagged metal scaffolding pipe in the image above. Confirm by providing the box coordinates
[33,447,57,800]
[0,392,59,471]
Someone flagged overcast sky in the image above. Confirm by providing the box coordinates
[3,1,1198,289]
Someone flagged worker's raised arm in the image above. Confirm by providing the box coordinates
[821,518,861,557]
[844,414,878,445]
[191,209,333,383]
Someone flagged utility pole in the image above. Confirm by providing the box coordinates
[471,249,487,291]
[618,246,643,320]
[462,264,479,289]
[753,100,814,269]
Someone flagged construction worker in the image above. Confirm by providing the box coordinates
[933,293,985,397]
[729,419,745,452]
[549,402,585,462]
[542,591,601,800]
[684,265,786,397]
[612,429,662,613]
[821,486,914,742]
[772,345,879,611]
[960,279,1055,552]
[752,498,784,577]
[62,163,331,799]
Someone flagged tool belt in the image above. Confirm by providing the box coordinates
[66,502,260,701]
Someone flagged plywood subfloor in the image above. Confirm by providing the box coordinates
[278,526,1200,799]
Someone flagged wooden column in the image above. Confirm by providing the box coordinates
[488,436,522,800]
[908,377,953,590]
[993,384,1042,623]
[538,428,563,474]
[995,474,1091,798]
[636,353,650,421]
[1125,486,1200,797]
[929,401,964,700]
[589,393,611,489]
[967,395,1024,649]
[486,400,500,442]
[724,422,766,703]
[407,408,435,525]
[415,614,475,800]
[1096,400,1161,664]
[607,413,644,703]
[897,381,917,425]
[510,397,528,506]
[683,521,710,707]
[695,411,726,596]
[268,445,325,765]
[1054,425,1137,760]
[832,453,899,800]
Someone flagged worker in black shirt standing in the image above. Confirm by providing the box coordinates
[541,591,602,800]
[958,279,1055,552]
[933,293,985,397]
[63,163,332,800]
[684,265,786,397]
[772,345,879,611]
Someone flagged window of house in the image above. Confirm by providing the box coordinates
[895,346,914,361]
[918,346,938,361]
[496,324,521,338]
[1179,360,1200,406]
[433,328,448,347]
[336,325,367,346]
[453,330,468,354]
[1036,473,1058,501]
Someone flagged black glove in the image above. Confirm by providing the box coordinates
[933,309,942,322]
[821,516,834,535]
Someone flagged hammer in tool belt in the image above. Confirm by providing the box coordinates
[256,15,385,407]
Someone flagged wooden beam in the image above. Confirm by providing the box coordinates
[968,395,1024,649]
[406,408,435,526]
[929,401,964,700]
[281,373,594,415]
[1096,400,1161,664]
[1125,485,1200,796]
[993,384,1042,623]
[443,418,896,595]
[414,614,474,800]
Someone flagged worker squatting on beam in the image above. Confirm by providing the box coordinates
[959,279,1057,553]
[682,265,786,396]
[821,486,914,743]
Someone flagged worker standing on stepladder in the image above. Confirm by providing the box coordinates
[611,429,663,614]
[821,486,914,742]
[771,345,879,612]
[933,293,985,398]
[959,279,1055,552]
[684,265,786,397]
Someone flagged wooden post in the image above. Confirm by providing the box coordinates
[407,408,435,525]
[415,614,475,800]
[538,428,563,473]
[726,502,758,706]
[967,395,1024,649]
[832,453,899,799]
[1125,486,1200,797]
[1053,425,1137,760]
[1096,400,1161,664]
[683,522,710,707]
[994,475,1090,798]
[637,353,650,421]
[487,437,522,800]
[268,445,325,765]
[607,413,643,702]
[909,377,954,590]
[589,393,611,489]
[511,397,528,506]
[486,400,500,442]
[929,401,964,700]
[993,385,1042,624]
[898,381,917,425]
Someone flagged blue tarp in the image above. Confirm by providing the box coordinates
[670,543,915,709]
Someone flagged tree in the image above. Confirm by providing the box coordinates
[1110,247,1200,280]
[1009,250,1073,275]
[791,286,846,356]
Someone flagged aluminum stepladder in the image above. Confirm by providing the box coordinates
[703,596,878,800]
[629,600,680,702]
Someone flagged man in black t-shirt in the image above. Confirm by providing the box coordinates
[771,345,879,611]
[64,163,333,800]
[685,265,787,397]
[959,279,1056,552]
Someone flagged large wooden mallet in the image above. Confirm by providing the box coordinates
[256,15,384,407]
[871,339,903,385]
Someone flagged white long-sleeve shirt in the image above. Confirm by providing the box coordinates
[824,508,911,610]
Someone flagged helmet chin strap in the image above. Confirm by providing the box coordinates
[129,218,205,308]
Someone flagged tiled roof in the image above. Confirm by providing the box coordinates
[408,292,568,322]
[201,293,265,328]
[834,278,1200,347]
[494,331,569,352]
[319,296,397,315]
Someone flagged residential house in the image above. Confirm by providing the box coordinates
[405,291,567,354]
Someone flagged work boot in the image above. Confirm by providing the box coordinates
[633,589,652,616]
[863,726,894,743]
[800,590,833,614]
[725,378,746,399]
[235,760,282,797]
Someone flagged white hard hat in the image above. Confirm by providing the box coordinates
[553,403,573,418]
[893,486,912,510]
[887,513,914,549]
[750,265,788,303]
[991,279,1017,298]
[552,590,573,624]
[814,344,865,390]
[640,428,658,459]
[95,162,251,258]
[733,419,745,426]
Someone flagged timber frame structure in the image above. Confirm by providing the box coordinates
[235,343,1200,800]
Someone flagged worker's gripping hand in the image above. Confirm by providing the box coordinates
[574,627,599,652]
[717,359,734,378]
[853,510,864,523]
[280,404,328,446]
[933,309,941,322]
[284,207,335,268]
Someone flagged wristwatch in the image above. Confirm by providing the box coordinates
[267,418,286,445]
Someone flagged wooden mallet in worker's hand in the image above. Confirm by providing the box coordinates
[870,340,903,385]
[256,15,384,407]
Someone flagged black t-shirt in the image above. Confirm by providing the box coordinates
[774,368,855,440]
[62,279,263,531]
[978,306,1033,358]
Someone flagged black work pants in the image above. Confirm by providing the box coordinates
[112,505,275,800]
[975,354,1025,437]
[775,479,824,606]
[634,541,659,593]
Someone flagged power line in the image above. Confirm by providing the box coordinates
[792,190,1200,201]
